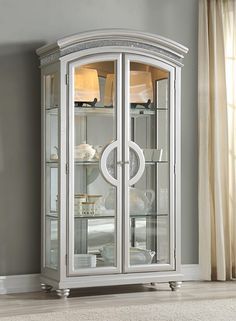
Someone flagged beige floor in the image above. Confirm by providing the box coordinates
[0,281,236,318]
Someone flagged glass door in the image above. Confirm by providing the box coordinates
[123,55,175,272]
[68,54,122,275]
[68,53,175,275]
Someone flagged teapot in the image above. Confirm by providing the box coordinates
[74,143,96,161]
[104,187,155,214]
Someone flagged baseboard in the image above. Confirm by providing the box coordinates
[181,264,201,281]
[0,274,41,294]
[0,264,201,294]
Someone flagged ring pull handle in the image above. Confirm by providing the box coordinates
[128,141,145,186]
[100,141,119,187]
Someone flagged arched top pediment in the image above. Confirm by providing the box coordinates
[36,29,188,67]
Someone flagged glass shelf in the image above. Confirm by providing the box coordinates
[46,160,59,165]
[46,105,59,110]
[145,161,168,165]
[45,106,59,115]
[74,160,99,165]
[75,215,115,219]
[130,213,168,217]
[74,106,160,116]
[46,212,169,220]
[74,160,168,165]
[46,213,59,219]
[74,213,168,219]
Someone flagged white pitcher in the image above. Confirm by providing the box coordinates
[105,187,155,214]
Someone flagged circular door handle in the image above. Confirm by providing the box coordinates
[128,141,145,186]
[100,141,119,187]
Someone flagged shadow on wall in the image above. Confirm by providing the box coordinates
[0,42,45,275]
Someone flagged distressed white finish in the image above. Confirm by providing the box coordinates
[37,29,188,296]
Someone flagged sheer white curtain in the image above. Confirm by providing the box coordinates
[198,0,236,280]
[224,0,236,279]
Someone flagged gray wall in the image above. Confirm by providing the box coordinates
[0,0,198,275]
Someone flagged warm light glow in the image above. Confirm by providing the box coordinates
[130,71,153,103]
[74,68,100,102]
[104,74,115,106]
[104,71,153,106]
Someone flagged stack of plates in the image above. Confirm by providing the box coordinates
[74,254,96,269]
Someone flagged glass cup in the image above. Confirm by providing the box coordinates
[86,195,102,214]
[81,202,96,216]
[74,194,87,215]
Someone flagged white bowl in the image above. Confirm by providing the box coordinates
[74,144,96,161]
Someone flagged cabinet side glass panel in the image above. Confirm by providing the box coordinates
[71,60,119,271]
[45,217,58,268]
[44,70,59,270]
[46,110,59,162]
[128,61,170,266]
[44,72,59,109]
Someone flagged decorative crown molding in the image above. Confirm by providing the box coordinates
[36,29,188,67]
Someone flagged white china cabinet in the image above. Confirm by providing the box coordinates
[36,29,188,298]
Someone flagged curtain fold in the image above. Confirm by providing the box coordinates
[223,0,236,279]
[198,0,235,281]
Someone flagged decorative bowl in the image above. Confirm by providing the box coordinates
[100,244,155,265]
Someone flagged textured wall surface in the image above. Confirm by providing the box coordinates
[0,0,198,275]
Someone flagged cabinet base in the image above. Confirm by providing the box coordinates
[41,273,183,292]
[169,281,182,291]
[56,289,70,298]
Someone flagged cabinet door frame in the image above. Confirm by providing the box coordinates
[123,54,177,273]
[67,53,123,276]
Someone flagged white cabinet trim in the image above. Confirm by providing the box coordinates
[0,265,201,294]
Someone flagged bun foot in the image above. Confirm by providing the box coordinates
[169,281,182,291]
[41,283,52,293]
[56,288,70,298]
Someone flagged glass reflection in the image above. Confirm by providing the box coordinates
[72,61,118,270]
[128,61,170,266]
